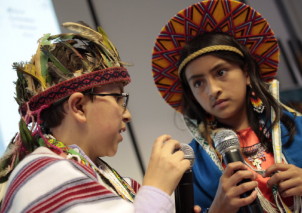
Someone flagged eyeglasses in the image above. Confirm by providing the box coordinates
[82,92,129,112]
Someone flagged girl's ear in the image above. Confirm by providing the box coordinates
[246,75,251,86]
[244,65,251,85]
[67,92,87,123]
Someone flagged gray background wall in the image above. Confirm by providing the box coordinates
[52,0,302,184]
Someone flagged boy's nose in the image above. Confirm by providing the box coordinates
[122,108,132,123]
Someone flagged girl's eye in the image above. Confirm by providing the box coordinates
[217,69,228,77]
[193,80,204,88]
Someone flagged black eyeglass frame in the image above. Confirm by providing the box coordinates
[82,92,129,112]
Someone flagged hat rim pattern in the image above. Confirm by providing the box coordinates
[21,67,130,115]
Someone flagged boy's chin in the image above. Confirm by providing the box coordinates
[106,148,118,157]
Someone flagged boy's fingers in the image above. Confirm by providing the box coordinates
[152,135,171,153]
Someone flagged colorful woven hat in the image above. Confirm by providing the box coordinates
[152,0,279,113]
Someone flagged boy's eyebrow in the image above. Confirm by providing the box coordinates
[187,62,228,82]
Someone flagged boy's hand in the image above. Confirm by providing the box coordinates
[143,135,190,195]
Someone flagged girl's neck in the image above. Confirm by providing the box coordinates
[217,106,250,131]
[233,120,250,131]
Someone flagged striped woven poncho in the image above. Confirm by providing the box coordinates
[0,147,174,213]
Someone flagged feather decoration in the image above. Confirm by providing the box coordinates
[48,33,75,41]
[62,22,103,45]
[23,74,37,96]
[34,41,42,83]
[0,134,18,182]
[62,22,117,62]
[119,61,133,66]
[97,26,121,64]
[61,41,83,59]
[86,52,96,64]
[13,63,47,89]
[61,41,89,69]
[92,38,115,62]
[0,146,14,176]
[93,43,113,68]
[85,43,103,70]
[40,33,52,78]
[100,51,111,68]
[76,21,93,29]
[97,26,112,51]
[46,62,69,81]
[0,119,39,180]
[97,26,122,66]
[49,33,102,46]
[14,71,29,105]
[41,46,73,77]
[0,166,10,178]
[73,69,84,77]
[107,39,121,66]
[19,119,35,152]
[33,34,52,89]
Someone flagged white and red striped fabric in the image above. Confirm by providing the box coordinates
[0,147,174,213]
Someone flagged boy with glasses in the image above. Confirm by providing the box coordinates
[0,22,197,213]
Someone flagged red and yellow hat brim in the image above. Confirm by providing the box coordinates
[152,0,279,113]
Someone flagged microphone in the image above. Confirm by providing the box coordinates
[214,130,264,213]
[174,143,195,213]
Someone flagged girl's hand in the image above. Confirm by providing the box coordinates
[209,162,258,213]
[143,135,190,195]
[265,163,302,197]
[194,205,202,213]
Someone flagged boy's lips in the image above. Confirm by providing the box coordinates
[118,128,126,133]
[213,99,228,108]
[118,128,126,141]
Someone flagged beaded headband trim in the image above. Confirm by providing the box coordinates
[178,45,244,76]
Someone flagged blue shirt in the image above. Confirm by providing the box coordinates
[189,110,302,212]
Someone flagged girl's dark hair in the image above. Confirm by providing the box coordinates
[179,32,296,151]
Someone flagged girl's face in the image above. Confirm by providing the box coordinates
[185,54,250,127]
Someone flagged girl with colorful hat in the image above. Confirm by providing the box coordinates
[0,21,200,213]
[152,0,302,212]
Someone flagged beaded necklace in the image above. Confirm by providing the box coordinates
[240,119,270,170]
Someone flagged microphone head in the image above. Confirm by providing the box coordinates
[179,143,195,169]
[214,129,240,155]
